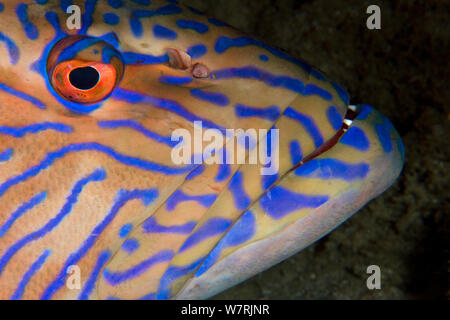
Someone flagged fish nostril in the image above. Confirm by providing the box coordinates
[69,66,100,90]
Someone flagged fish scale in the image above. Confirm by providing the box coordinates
[0,0,403,299]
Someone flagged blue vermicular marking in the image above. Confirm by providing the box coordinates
[156,256,206,299]
[187,44,207,59]
[122,238,140,253]
[0,142,193,200]
[340,126,370,151]
[103,12,120,25]
[16,3,39,40]
[78,250,111,300]
[119,223,133,237]
[260,187,329,219]
[0,83,45,109]
[165,190,217,211]
[123,51,169,64]
[261,127,279,190]
[0,122,72,137]
[214,36,312,74]
[59,0,72,11]
[289,140,303,165]
[0,32,19,65]
[178,218,233,253]
[235,104,281,121]
[102,250,174,286]
[153,24,177,39]
[11,249,51,300]
[98,119,178,147]
[129,4,182,38]
[196,210,256,277]
[259,54,269,62]
[107,0,123,9]
[303,84,333,100]
[78,0,98,35]
[112,88,224,132]
[327,106,344,130]
[190,88,229,107]
[294,158,370,181]
[356,104,372,120]
[159,75,192,85]
[0,191,47,237]
[212,66,304,94]
[142,217,196,234]
[228,171,251,210]
[208,18,228,27]
[0,3,4,12]
[211,66,331,100]
[0,148,13,162]
[213,158,229,181]
[0,169,106,275]
[176,19,209,33]
[284,107,324,148]
[41,188,159,299]
[185,164,205,181]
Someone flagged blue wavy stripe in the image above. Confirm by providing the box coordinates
[103,250,174,286]
[166,190,217,211]
[228,171,251,210]
[79,0,97,35]
[130,4,182,38]
[98,120,177,147]
[176,19,209,33]
[122,52,169,64]
[156,256,206,299]
[0,122,72,137]
[214,36,312,73]
[0,191,47,237]
[326,106,343,130]
[159,75,193,85]
[142,217,196,234]
[10,249,50,300]
[260,186,329,219]
[78,250,111,300]
[41,188,158,299]
[0,32,20,65]
[187,44,207,59]
[294,158,370,181]
[289,140,303,165]
[179,218,232,253]
[0,83,45,109]
[211,66,304,94]
[284,107,324,148]
[16,3,39,40]
[235,104,281,121]
[112,88,224,131]
[0,142,193,199]
[0,169,105,275]
[0,148,13,162]
[340,126,370,151]
[190,89,229,107]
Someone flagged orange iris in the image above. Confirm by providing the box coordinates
[51,60,117,105]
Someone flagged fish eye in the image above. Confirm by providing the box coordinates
[47,35,124,105]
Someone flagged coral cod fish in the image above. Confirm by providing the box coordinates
[0,0,404,300]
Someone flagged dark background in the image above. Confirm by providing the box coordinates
[181,0,449,299]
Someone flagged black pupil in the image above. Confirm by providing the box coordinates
[69,66,100,90]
